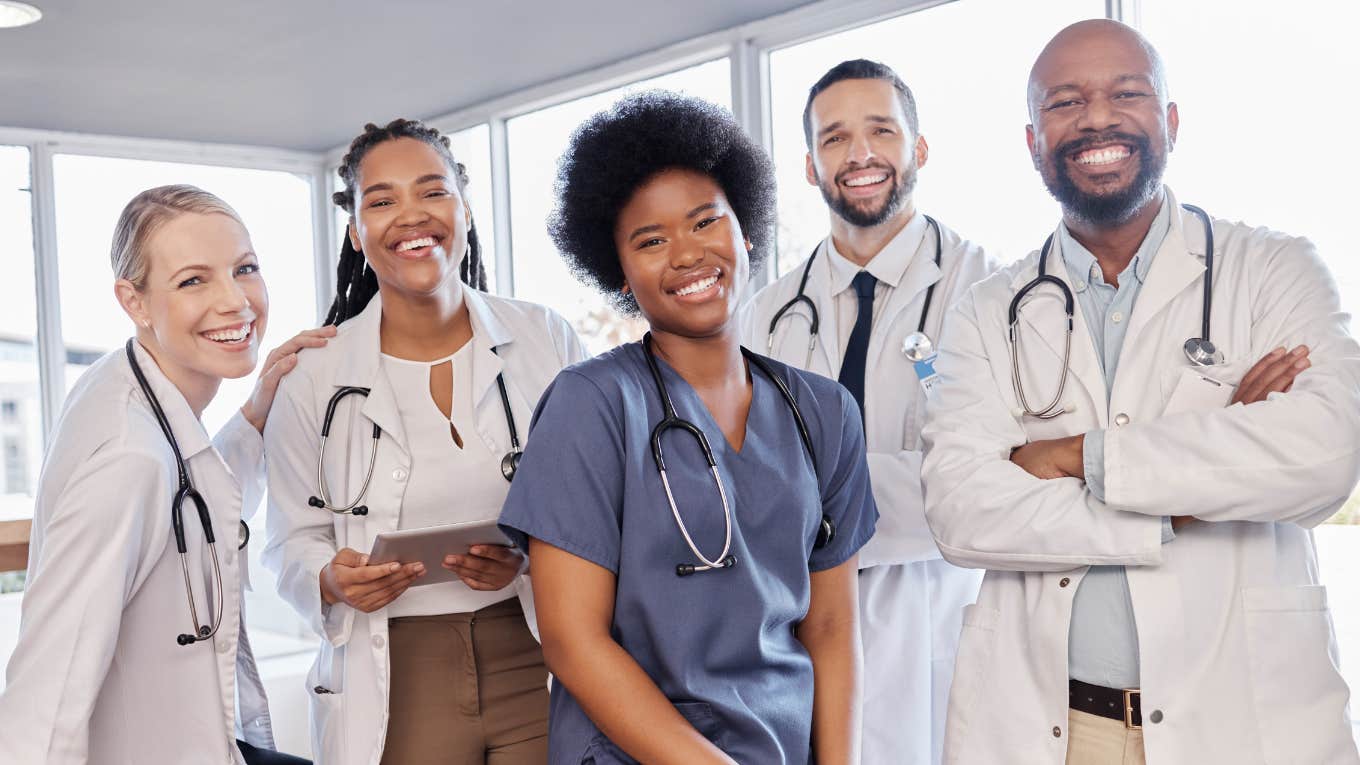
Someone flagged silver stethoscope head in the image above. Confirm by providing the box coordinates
[1183,337,1224,367]
[501,450,522,482]
[902,331,934,362]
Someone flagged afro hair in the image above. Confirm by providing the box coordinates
[547,90,777,315]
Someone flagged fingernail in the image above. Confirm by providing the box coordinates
[1292,345,1308,356]
[470,545,483,554]
[1296,359,1310,369]
[414,563,425,573]
[387,562,399,572]
[359,555,369,565]
[1270,347,1286,357]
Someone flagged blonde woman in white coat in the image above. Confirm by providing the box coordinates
[0,185,332,764]
[262,119,587,765]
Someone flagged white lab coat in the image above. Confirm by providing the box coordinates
[922,189,1360,764]
[740,213,998,765]
[0,342,274,764]
[262,289,587,765]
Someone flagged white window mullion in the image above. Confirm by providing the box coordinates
[489,118,514,297]
[28,142,64,445]
[311,165,337,324]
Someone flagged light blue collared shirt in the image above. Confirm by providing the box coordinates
[1062,197,1176,690]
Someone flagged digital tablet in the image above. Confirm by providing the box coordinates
[368,519,515,588]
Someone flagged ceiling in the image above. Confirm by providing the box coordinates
[1,0,817,152]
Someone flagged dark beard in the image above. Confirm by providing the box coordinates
[1042,131,1164,226]
[819,161,917,228]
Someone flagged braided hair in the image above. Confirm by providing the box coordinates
[327,118,488,325]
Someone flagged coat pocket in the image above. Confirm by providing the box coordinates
[1240,584,1358,764]
[305,649,347,763]
[579,701,723,763]
[942,604,1001,765]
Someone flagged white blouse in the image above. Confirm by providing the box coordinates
[381,342,515,618]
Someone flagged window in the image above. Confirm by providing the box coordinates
[0,146,40,531]
[1137,0,1360,727]
[448,124,497,293]
[508,59,733,353]
[767,0,1104,273]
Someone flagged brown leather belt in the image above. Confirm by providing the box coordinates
[1069,678,1142,729]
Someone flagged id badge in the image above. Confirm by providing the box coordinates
[914,352,941,396]
[1163,366,1235,415]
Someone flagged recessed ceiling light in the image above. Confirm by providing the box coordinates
[0,1,42,29]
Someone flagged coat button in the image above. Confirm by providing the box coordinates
[1149,709,1164,723]
[391,468,408,481]
[1059,577,1071,588]
[372,634,385,649]
[1114,413,1130,427]
[1052,726,1062,738]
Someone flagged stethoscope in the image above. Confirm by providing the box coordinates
[125,339,248,647]
[641,333,834,577]
[307,357,524,515]
[767,215,944,366]
[1008,203,1219,420]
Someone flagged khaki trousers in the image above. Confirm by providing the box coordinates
[1065,709,1147,765]
[381,598,549,765]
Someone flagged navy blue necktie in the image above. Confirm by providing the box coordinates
[838,271,877,422]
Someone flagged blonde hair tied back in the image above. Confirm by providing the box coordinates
[110,184,244,289]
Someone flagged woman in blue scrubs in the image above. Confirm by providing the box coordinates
[499,92,878,764]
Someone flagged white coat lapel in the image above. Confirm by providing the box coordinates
[1121,196,1208,357]
[866,230,941,366]
[1010,239,1108,426]
[463,289,514,454]
[333,296,408,457]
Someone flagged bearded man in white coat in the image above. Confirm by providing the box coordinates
[922,20,1360,765]
[741,59,998,765]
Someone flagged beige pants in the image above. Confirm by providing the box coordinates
[1065,709,1147,765]
[381,598,549,765]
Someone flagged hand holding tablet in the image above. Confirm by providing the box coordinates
[368,519,518,589]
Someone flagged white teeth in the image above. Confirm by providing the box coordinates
[675,275,719,297]
[1076,147,1130,165]
[396,236,436,252]
[844,174,888,187]
[205,325,250,343]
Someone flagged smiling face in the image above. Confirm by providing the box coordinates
[118,211,268,392]
[805,78,927,229]
[349,137,472,299]
[1026,21,1178,225]
[613,168,750,339]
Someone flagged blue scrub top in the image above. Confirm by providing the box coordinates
[500,342,877,764]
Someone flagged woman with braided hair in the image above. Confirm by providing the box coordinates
[262,118,587,765]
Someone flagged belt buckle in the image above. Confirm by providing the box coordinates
[1122,689,1142,730]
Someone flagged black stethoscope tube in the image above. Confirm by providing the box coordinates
[124,339,231,647]
[308,358,523,516]
[767,215,944,353]
[641,333,832,577]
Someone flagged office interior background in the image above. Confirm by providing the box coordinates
[0,0,1356,754]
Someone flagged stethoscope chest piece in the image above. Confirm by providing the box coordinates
[501,450,521,482]
[901,331,934,363]
[1183,337,1224,367]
